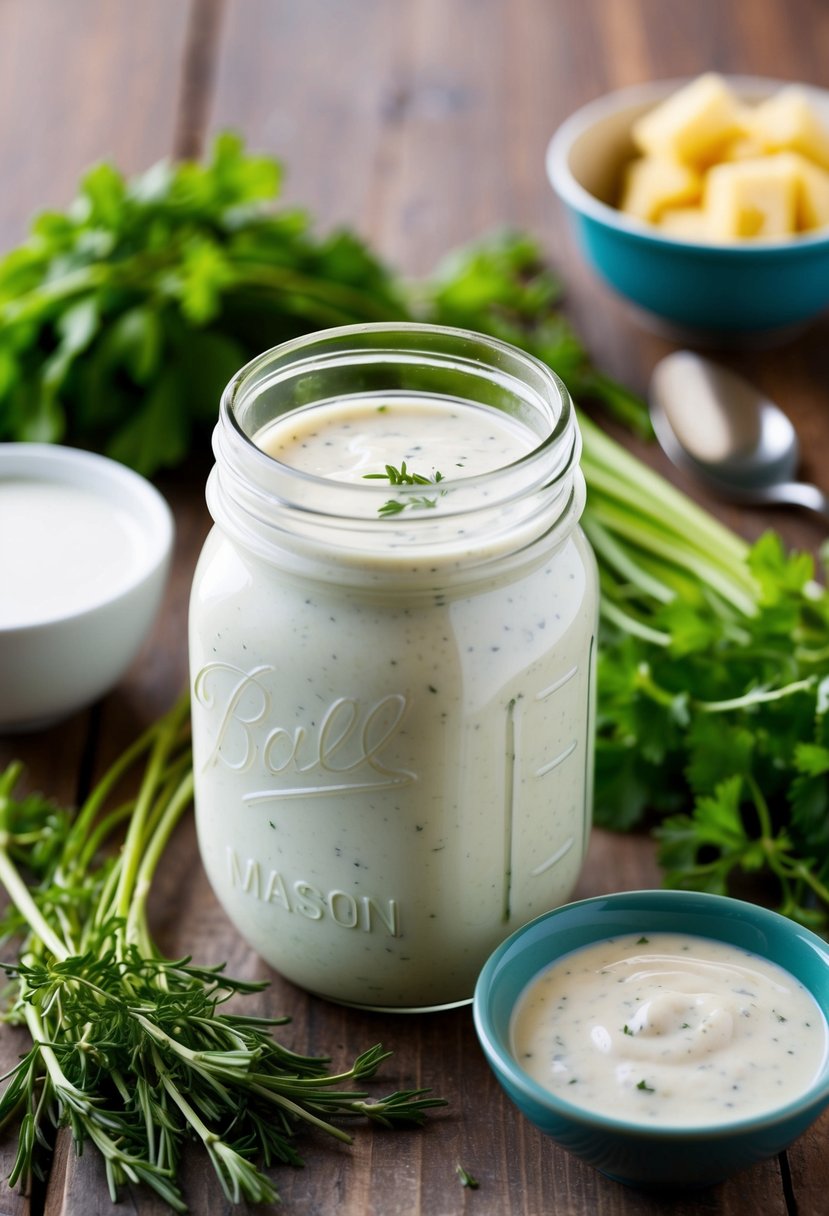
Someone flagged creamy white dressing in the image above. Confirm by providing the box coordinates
[255,396,534,481]
[190,392,597,1009]
[511,933,828,1125]
[0,478,147,628]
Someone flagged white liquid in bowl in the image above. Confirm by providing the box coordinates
[0,478,149,628]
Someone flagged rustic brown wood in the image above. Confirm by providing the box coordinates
[0,0,190,251]
[1,0,828,1213]
[173,0,229,160]
[784,1106,829,1216]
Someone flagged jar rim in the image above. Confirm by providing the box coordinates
[225,320,571,416]
[209,322,585,578]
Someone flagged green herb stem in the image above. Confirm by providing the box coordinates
[578,412,749,567]
[61,709,176,872]
[597,595,672,647]
[585,516,676,606]
[111,696,190,926]
[125,768,194,950]
[0,849,68,961]
[697,676,818,714]
[586,496,758,616]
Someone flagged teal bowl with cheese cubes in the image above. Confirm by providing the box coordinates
[546,75,829,340]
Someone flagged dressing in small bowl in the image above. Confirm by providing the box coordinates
[473,889,829,1189]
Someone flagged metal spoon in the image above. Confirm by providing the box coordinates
[649,351,829,523]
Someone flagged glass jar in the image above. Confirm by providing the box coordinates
[189,323,598,1011]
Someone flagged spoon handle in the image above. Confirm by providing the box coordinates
[756,481,829,524]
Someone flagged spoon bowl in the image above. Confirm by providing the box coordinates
[649,352,829,521]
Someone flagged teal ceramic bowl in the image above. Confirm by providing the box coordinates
[473,890,829,1190]
[546,77,829,339]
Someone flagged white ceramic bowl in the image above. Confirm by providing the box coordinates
[546,76,829,337]
[0,444,174,732]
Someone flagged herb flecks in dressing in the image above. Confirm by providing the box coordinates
[511,932,827,1126]
[255,397,532,484]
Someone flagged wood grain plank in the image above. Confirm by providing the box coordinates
[784,1107,829,1216]
[729,0,828,82]
[174,0,228,158]
[0,0,190,252]
[209,0,406,245]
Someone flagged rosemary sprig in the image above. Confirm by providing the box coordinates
[363,461,445,515]
[0,695,445,1210]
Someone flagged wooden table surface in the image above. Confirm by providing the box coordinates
[2,2,829,1213]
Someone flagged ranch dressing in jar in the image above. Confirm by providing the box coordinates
[189,323,598,1010]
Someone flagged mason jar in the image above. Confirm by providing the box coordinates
[189,323,598,1011]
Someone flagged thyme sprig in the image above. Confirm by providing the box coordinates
[0,696,445,1210]
[363,462,445,516]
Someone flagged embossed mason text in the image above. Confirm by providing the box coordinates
[227,848,401,936]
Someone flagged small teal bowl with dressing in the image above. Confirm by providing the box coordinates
[473,889,829,1190]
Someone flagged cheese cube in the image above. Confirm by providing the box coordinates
[618,156,702,222]
[721,119,766,161]
[788,152,829,229]
[632,73,743,166]
[747,87,829,170]
[657,206,711,241]
[722,137,766,161]
[704,156,799,239]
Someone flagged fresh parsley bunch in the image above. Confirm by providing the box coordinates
[582,417,829,929]
[0,133,408,473]
[0,133,638,475]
